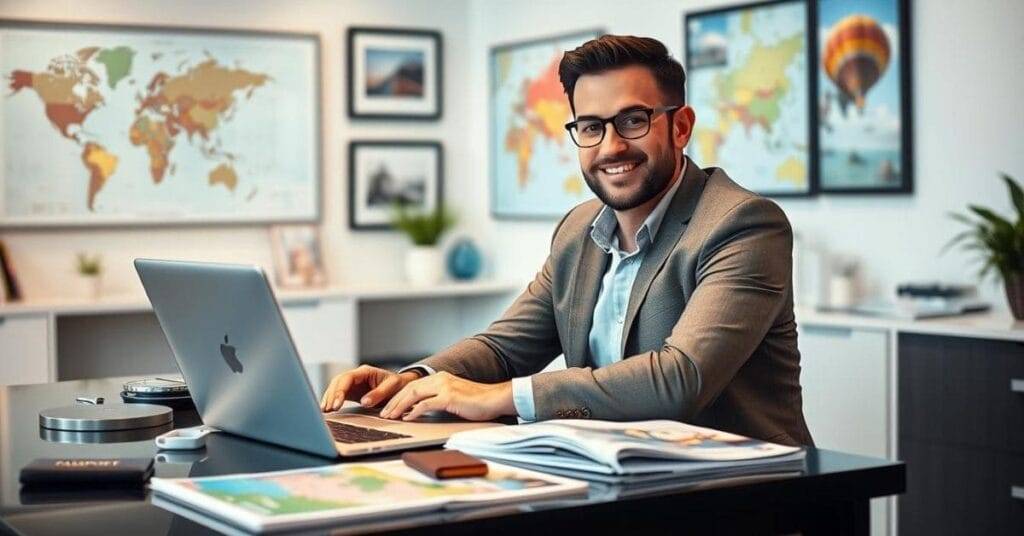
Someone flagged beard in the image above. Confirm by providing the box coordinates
[582,145,678,211]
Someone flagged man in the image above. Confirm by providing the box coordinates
[321,35,812,446]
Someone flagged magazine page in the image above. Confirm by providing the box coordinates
[447,420,804,474]
[149,460,586,533]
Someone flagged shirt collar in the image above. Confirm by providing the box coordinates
[589,158,687,254]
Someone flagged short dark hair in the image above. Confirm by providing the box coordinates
[558,35,686,115]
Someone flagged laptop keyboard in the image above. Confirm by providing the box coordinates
[326,420,412,444]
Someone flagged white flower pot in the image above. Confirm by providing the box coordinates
[405,246,444,286]
[71,275,102,300]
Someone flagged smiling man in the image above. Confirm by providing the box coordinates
[322,35,813,446]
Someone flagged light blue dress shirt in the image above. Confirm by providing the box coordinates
[512,162,687,421]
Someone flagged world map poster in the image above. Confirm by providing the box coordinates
[490,30,601,219]
[0,22,320,226]
[685,1,814,197]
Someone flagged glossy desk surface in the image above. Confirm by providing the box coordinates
[0,377,905,535]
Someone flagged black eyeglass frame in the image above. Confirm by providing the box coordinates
[564,105,682,148]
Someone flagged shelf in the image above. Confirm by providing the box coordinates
[796,307,1024,343]
[0,279,521,318]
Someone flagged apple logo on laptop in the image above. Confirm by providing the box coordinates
[220,334,243,373]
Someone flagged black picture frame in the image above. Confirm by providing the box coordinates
[814,0,913,195]
[348,141,443,230]
[346,27,442,120]
[683,0,819,198]
[0,18,322,228]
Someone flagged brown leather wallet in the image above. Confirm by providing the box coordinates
[401,449,488,479]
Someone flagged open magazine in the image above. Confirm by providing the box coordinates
[149,459,587,533]
[445,420,806,484]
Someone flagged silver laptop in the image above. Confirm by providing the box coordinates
[134,258,500,458]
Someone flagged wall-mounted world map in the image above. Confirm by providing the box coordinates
[1,22,320,226]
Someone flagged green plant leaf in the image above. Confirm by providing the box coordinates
[1001,172,1024,225]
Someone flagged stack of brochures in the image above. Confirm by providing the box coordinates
[149,459,587,533]
[445,420,807,485]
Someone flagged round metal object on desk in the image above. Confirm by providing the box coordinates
[39,403,173,431]
[40,421,173,444]
[122,377,189,396]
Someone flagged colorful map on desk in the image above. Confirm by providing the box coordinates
[0,23,319,225]
[175,461,555,516]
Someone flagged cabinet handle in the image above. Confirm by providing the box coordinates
[1013,486,1024,501]
[1012,379,1024,394]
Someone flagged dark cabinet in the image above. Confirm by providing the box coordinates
[899,333,1024,534]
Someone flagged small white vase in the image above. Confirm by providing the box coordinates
[71,275,102,300]
[405,246,444,286]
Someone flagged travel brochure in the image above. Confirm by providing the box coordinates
[445,419,806,484]
[149,459,587,533]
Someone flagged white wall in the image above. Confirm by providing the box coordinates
[464,0,1024,308]
[2,0,1023,310]
[0,0,479,299]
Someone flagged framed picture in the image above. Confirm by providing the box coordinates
[347,27,442,120]
[348,141,443,230]
[270,225,327,288]
[0,19,321,227]
[489,29,603,219]
[684,0,817,197]
[815,0,913,194]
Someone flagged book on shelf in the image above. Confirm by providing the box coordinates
[445,419,806,485]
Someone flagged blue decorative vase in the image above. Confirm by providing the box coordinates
[447,238,482,280]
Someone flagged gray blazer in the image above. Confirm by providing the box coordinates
[421,157,813,446]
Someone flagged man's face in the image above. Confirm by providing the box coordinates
[572,65,693,211]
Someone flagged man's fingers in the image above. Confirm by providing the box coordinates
[361,375,401,407]
[403,396,445,421]
[382,381,434,419]
[331,373,362,411]
[321,375,342,412]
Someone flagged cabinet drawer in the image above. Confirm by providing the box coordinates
[899,334,1024,453]
[899,440,1024,535]
[280,298,356,366]
[0,314,51,386]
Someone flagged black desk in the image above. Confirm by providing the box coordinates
[0,378,905,535]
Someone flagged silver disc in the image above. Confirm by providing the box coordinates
[123,376,189,395]
[39,403,173,431]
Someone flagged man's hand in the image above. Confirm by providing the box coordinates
[379,371,515,422]
[320,365,421,412]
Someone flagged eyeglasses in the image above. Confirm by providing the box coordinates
[564,105,681,148]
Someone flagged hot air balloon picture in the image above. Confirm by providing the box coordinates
[815,0,913,193]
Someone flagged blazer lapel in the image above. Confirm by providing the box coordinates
[620,158,708,356]
[567,234,608,368]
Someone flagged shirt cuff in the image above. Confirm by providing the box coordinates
[397,364,436,377]
[511,376,537,422]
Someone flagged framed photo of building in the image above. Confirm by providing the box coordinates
[0,19,321,226]
[489,29,603,219]
[347,27,442,120]
[815,0,913,194]
[684,0,817,197]
[348,141,443,230]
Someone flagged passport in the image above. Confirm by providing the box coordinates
[19,458,154,487]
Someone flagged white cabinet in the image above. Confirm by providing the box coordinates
[0,314,51,386]
[280,297,357,367]
[798,323,892,536]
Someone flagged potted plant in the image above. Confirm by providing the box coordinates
[75,253,103,300]
[391,204,456,286]
[945,172,1024,319]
